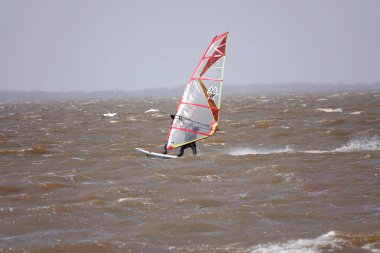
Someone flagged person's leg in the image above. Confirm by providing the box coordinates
[191,142,197,155]
[177,146,185,157]
[162,142,168,154]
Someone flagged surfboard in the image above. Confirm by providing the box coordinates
[135,148,177,159]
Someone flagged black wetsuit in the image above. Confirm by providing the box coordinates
[177,142,197,157]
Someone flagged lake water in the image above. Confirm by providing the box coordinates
[1,91,379,252]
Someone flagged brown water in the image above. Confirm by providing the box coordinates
[1,91,379,252]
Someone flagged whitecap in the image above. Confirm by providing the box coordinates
[144,108,160,113]
[200,175,222,183]
[72,157,85,161]
[348,111,363,115]
[251,231,380,253]
[117,197,151,203]
[117,197,159,209]
[103,112,117,117]
[204,142,226,146]
[151,113,164,118]
[303,136,380,153]
[303,150,329,154]
[362,244,380,253]
[329,93,342,98]
[333,135,380,152]
[275,172,299,182]
[250,231,342,253]
[229,146,293,156]
[316,108,343,113]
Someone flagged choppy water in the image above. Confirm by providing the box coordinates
[1,91,379,252]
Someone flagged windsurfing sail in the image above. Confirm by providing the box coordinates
[165,32,229,151]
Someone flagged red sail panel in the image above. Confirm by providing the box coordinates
[199,36,227,77]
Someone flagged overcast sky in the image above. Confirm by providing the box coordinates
[0,0,379,92]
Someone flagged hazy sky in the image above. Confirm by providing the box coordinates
[0,0,379,92]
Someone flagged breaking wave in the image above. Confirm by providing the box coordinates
[333,135,380,152]
[229,136,380,156]
[250,231,380,253]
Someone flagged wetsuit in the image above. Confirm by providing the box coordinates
[177,142,197,157]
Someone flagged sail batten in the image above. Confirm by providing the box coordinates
[165,32,229,150]
[171,127,211,136]
[191,77,223,81]
[181,101,220,110]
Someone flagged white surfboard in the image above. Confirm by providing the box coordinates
[135,148,177,159]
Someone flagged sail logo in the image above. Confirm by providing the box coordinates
[207,86,218,100]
